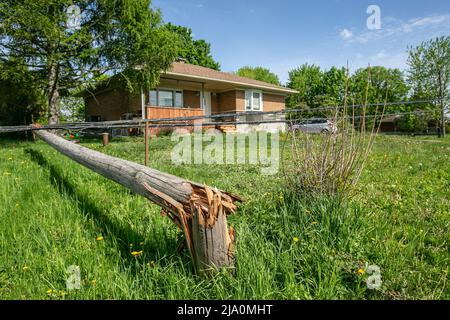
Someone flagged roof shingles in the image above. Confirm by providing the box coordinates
[166,62,297,94]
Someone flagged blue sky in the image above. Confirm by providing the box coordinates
[152,0,450,84]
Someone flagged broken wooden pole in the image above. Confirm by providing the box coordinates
[34,129,242,276]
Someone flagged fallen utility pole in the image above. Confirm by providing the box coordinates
[34,129,242,276]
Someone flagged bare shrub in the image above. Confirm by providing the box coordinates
[283,68,386,198]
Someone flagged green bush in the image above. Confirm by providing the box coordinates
[395,115,429,133]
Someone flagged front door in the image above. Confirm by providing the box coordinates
[203,91,211,116]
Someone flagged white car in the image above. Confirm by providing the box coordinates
[291,119,337,134]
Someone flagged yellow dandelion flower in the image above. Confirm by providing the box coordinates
[3,172,11,176]
[293,237,300,243]
[96,236,104,241]
[131,250,143,257]
[8,157,12,161]
[22,266,29,271]
[46,289,54,294]
[312,221,318,225]
[357,268,365,275]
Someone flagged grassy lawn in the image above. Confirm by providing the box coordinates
[0,134,448,300]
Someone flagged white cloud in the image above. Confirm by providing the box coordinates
[351,14,450,44]
[407,15,449,29]
[350,51,408,71]
[370,50,388,60]
[340,29,353,40]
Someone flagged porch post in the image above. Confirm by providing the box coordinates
[201,82,205,111]
[141,86,145,120]
[142,86,149,166]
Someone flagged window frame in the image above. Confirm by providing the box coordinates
[244,89,264,111]
[149,88,184,108]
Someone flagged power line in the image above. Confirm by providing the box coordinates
[0,97,447,134]
[0,110,440,134]
[2,96,447,133]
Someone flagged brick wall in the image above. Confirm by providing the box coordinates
[85,88,287,121]
[211,93,219,114]
[183,90,201,109]
[263,93,285,112]
[236,90,246,112]
[85,89,138,121]
[217,90,237,113]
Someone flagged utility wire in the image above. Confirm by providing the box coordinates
[3,96,447,132]
[0,109,440,134]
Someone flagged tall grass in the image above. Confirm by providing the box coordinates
[0,134,448,299]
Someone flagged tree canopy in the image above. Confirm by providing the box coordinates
[407,36,450,101]
[236,66,281,85]
[0,60,45,126]
[287,64,409,107]
[350,66,409,108]
[165,23,220,70]
[0,0,179,124]
[286,64,341,110]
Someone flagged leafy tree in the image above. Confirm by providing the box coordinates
[287,64,349,118]
[395,114,429,133]
[0,0,179,124]
[0,60,45,126]
[60,97,85,122]
[321,67,348,104]
[407,36,450,132]
[347,66,408,130]
[351,67,408,104]
[286,64,323,110]
[165,23,220,70]
[350,66,409,115]
[236,66,281,85]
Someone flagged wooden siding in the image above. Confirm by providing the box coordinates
[146,106,205,135]
[146,106,204,120]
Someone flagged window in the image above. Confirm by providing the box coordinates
[245,90,263,111]
[159,90,173,107]
[245,91,252,110]
[150,90,158,106]
[175,91,183,107]
[149,89,184,108]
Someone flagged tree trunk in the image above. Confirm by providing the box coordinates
[47,62,60,125]
[34,130,242,276]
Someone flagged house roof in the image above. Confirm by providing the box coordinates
[380,114,402,123]
[164,62,298,94]
[79,61,299,98]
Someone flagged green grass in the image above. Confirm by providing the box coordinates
[0,134,448,300]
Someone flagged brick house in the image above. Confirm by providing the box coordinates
[84,61,298,133]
